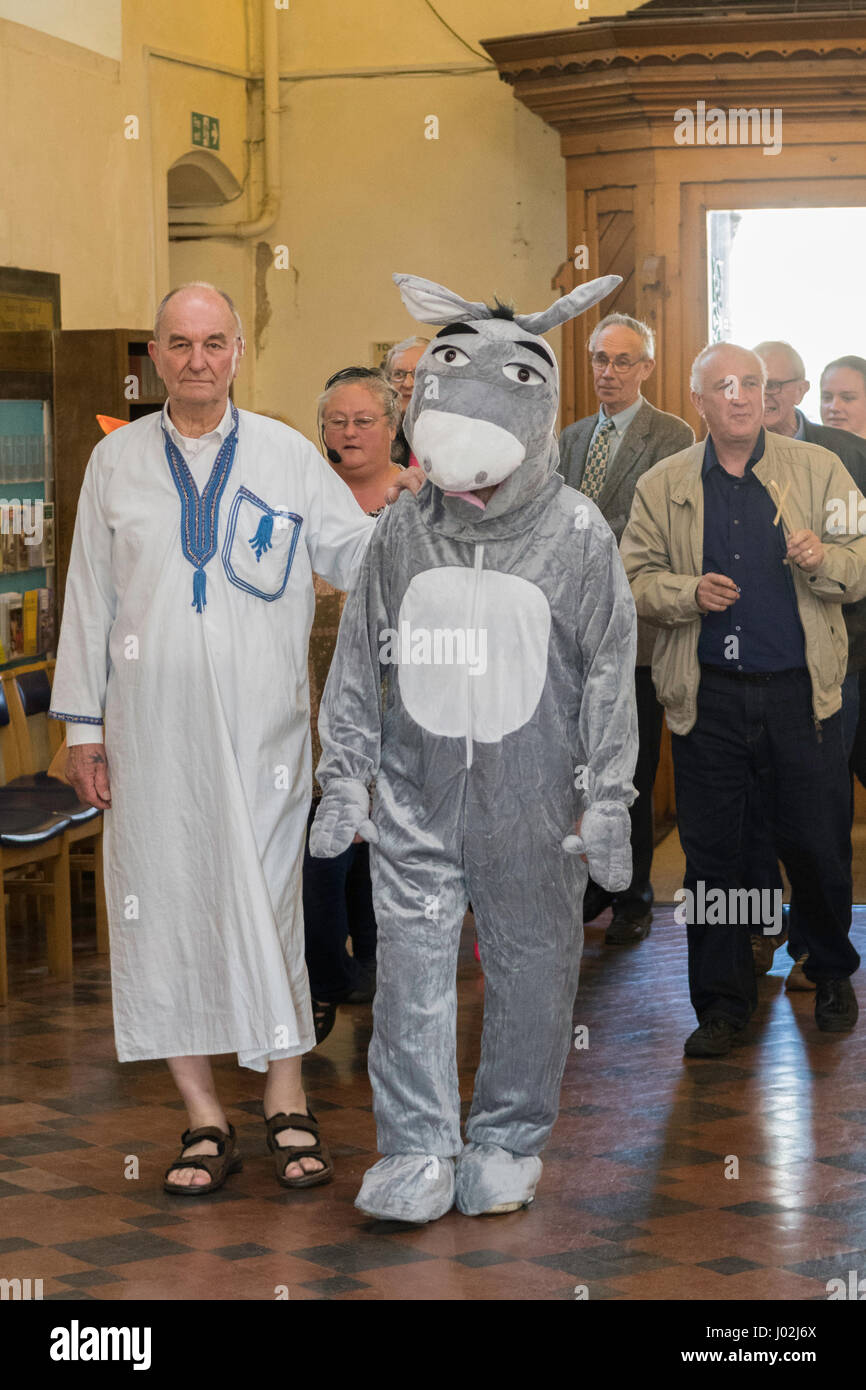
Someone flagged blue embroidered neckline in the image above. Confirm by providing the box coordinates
[162,403,239,612]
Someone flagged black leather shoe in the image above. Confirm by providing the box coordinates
[684,1017,745,1058]
[815,978,859,1033]
[345,963,376,1004]
[583,884,613,924]
[312,999,337,1045]
[605,907,652,944]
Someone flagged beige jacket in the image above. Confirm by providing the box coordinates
[619,430,866,735]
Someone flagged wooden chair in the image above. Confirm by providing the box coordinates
[2,664,108,956]
[0,678,73,1005]
[45,739,109,955]
[0,805,72,1006]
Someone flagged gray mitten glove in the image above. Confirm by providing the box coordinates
[561,800,632,892]
[309,778,379,858]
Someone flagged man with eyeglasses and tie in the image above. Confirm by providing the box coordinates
[384,336,430,466]
[559,313,694,945]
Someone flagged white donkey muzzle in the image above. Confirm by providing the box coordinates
[410,411,526,492]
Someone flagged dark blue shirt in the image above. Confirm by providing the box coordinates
[697,429,807,672]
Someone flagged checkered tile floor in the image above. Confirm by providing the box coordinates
[1,906,866,1300]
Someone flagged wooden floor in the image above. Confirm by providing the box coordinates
[652,818,866,906]
[1,904,866,1301]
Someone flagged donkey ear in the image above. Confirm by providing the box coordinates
[514,274,622,336]
[393,273,491,325]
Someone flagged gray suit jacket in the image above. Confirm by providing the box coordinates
[559,398,694,665]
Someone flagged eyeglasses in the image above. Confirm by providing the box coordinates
[389,368,417,384]
[590,353,647,372]
[764,377,802,395]
[323,415,386,432]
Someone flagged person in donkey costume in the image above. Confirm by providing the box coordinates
[310,271,639,1222]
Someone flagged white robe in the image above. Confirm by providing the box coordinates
[50,405,374,1070]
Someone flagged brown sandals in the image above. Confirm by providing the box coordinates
[163,1123,243,1196]
[265,1109,334,1189]
[163,1113,334,1194]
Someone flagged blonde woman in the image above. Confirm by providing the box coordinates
[305,368,403,1042]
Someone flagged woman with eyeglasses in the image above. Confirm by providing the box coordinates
[304,368,404,1043]
[384,336,430,466]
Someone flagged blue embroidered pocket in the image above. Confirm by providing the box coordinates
[221,487,303,601]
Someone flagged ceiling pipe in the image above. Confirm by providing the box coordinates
[169,0,281,241]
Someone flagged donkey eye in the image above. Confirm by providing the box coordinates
[503,362,545,385]
[432,344,470,367]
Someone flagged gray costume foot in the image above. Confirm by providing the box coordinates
[355,1153,456,1224]
[455,1142,542,1216]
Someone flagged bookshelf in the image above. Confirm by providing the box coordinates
[0,396,52,662]
[0,329,165,665]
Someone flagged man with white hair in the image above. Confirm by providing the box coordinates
[49,282,381,1192]
[384,336,430,465]
[750,341,866,988]
[559,313,693,945]
[621,342,866,1056]
[755,338,866,752]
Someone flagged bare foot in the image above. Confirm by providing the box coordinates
[267,1109,325,1180]
[166,1126,228,1189]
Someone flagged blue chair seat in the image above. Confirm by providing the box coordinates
[7,772,100,824]
[0,788,71,846]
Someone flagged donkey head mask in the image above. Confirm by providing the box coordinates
[394,271,622,515]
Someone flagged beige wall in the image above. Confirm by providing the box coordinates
[0,17,145,329]
[1,0,635,431]
[280,0,636,69]
[245,0,638,434]
[0,1,251,333]
[0,0,121,59]
[251,68,566,437]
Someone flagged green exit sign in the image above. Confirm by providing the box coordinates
[191,112,220,149]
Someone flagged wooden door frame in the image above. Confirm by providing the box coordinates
[679,177,866,432]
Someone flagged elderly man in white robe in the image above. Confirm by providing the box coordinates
[50,282,404,1193]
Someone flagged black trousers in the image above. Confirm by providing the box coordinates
[742,669,860,960]
[585,665,664,913]
[672,667,859,1028]
[302,799,378,1002]
[851,667,866,790]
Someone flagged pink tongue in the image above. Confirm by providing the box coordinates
[409,454,487,509]
[444,489,487,510]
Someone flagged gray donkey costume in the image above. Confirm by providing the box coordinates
[310,272,639,1222]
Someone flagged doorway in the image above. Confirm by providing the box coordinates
[707,206,866,422]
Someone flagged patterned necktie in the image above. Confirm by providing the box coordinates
[581,418,615,502]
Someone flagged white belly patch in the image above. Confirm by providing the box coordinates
[389,565,551,742]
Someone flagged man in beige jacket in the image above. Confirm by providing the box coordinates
[621,343,866,1057]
